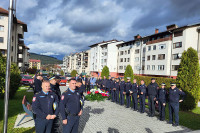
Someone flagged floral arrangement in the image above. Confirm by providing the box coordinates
[85,88,109,101]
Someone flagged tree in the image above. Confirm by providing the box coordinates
[124,65,134,83]
[101,66,109,79]
[71,70,78,77]
[176,47,200,111]
[60,70,64,76]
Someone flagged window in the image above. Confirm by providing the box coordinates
[142,57,145,61]
[104,52,107,56]
[174,30,183,37]
[172,65,179,71]
[159,44,166,49]
[136,41,140,46]
[152,55,156,60]
[147,55,150,61]
[147,65,150,70]
[119,66,123,70]
[153,45,156,50]
[124,58,126,62]
[135,57,139,61]
[0,37,3,43]
[0,15,4,19]
[148,46,151,51]
[128,50,130,54]
[0,25,4,31]
[143,48,146,52]
[173,53,182,60]
[143,39,148,44]
[135,49,139,54]
[173,42,182,48]
[152,65,155,70]
[120,51,124,55]
[158,54,165,60]
[124,66,126,70]
[104,59,107,63]
[120,58,123,62]
[142,65,145,70]
[127,58,130,62]
[125,51,127,55]
[158,65,165,70]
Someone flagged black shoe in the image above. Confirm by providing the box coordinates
[167,122,173,124]
[173,123,179,127]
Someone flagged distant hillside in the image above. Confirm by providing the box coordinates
[30,53,63,65]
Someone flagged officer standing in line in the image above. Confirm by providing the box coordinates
[111,77,116,102]
[34,76,43,94]
[124,77,132,108]
[32,81,59,133]
[60,78,84,133]
[106,75,112,98]
[86,76,91,92]
[138,80,147,113]
[75,79,85,99]
[120,77,125,105]
[156,83,167,121]
[114,78,120,104]
[168,83,185,126]
[102,76,107,91]
[82,75,87,93]
[99,76,103,90]
[130,79,138,111]
[147,78,159,117]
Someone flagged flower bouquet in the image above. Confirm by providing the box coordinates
[85,88,109,102]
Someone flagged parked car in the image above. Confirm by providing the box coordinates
[65,74,72,80]
[21,75,34,85]
[59,76,67,86]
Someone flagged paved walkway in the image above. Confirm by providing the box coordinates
[78,100,191,133]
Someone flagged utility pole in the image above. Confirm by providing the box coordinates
[3,0,14,132]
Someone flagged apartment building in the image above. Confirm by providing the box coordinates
[29,59,41,70]
[89,40,124,77]
[0,7,29,72]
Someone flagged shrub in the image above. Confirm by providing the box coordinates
[176,47,200,111]
[101,66,109,79]
[124,65,134,83]
[71,70,78,77]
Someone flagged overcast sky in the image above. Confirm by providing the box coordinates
[1,0,200,59]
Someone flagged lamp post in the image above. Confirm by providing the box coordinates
[3,0,14,132]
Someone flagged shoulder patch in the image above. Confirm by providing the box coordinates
[32,97,36,102]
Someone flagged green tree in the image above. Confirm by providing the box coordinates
[101,66,110,79]
[71,70,78,77]
[124,65,134,83]
[60,70,64,76]
[176,47,200,111]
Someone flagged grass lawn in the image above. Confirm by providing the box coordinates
[0,86,35,133]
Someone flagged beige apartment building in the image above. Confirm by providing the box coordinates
[0,7,29,72]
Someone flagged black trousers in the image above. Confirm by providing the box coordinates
[139,94,145,113]
[35,118,53,133]
[132,93,138,110]
[158,101,166,120]
[148,95,156,116]
[169,102,179,125]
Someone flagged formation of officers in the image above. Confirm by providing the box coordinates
[32,73,186,133]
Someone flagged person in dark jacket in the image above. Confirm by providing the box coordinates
[32,81,59,133]
[130,79,138,111]
[120,77,125,105]
[168,83,185,126]
[138,80,147,113]
[34,76,43,94]
[86,76,90,92]
[106,76,112,98]
[82,75,87,92]
[75,79,85,98]
[156,83,167,121]
[124,77,132,108]
[147,78,159,117]
[115,78,120,103]
[102,76,107,91]
[111,77,116,102]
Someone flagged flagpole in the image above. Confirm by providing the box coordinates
[3,0,14,132]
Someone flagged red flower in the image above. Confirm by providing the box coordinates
[87,91,91,94]
[95,91,99,94]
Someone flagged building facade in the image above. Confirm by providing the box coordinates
[29,59,41,70]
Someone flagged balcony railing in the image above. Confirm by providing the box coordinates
[146,36,172,45]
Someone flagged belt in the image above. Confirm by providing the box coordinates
[67,113,78,116]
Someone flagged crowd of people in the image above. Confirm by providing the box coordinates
[31,73,186,133]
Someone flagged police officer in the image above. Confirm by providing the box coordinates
[86,76,90,92]
[98,76,103,90]
[50,78,61,100]
[168,83,185,126]
[82,75,87,92]
[102,76,107,91]
[60,78,84,132]
[147,78,159,117]
[106,75,112,99]
[34,76,43,94]
[115,78,120,104]
[156,83,167,121]
[138,80,147,113]
[32,81,59,133]
[120,77,125,105]
[124,77,132,108]
[130,79,138,111]
[111,77,116,102]
[76,79,85,99]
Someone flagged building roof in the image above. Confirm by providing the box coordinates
[0,7,9,15]
[29,59,41,62]
[116,40,135,47]
[89,39,119,47]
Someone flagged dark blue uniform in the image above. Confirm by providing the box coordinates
[32,91,59,133]
[106,79,112,96]
[86,78,90,92]
[131,83,138,110]
[111,80,116,102]
[50,83,61,100]
[125,81,132,108]
[157,88,167,120]
[115,81,120,103]
[102,79,107,91]
[138,84,147,113]
[168,87,185,125]
[60,88,84,133]
[147,82,159,116]
[34,78,42,94]
[82,77,87,92]
[120,81,125,105]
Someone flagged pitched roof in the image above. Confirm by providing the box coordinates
[29,59,41,62]
[0,7,9,15]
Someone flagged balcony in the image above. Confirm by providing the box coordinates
[146,36,172,45]
[18,58,23,62]
[18,49,23,54]
[18,40,24,46]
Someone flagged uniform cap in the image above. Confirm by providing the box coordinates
[127,77,131,80]
[151,78,155,80]
[170,83,176,86]
[161,83,166,86]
